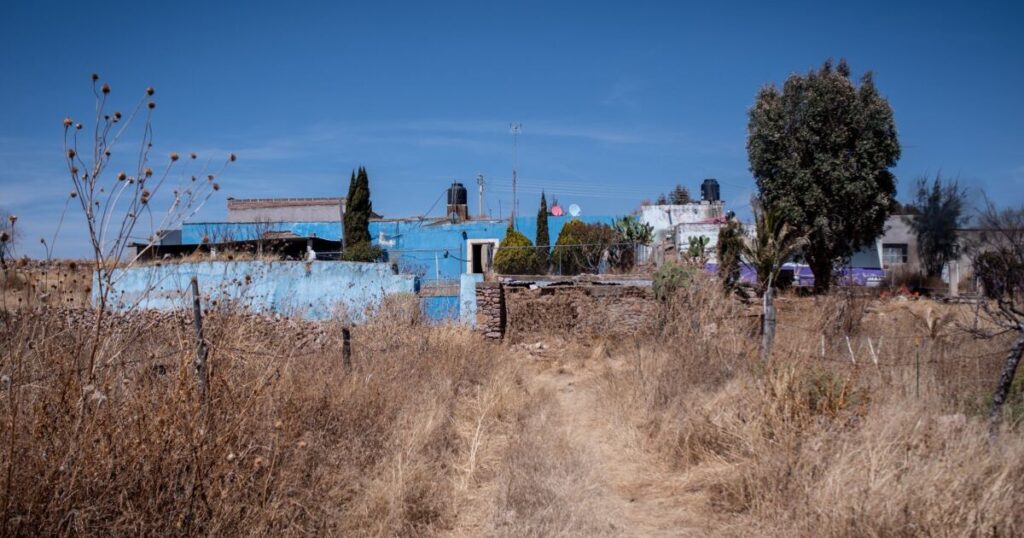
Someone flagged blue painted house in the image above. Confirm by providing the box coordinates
[161,194,618,321]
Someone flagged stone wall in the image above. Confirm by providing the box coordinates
[474,282,506,340]
[475,276,658,341]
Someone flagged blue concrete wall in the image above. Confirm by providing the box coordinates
[420,296,460,321]
[97,261,417,321]
[459,273,484,327]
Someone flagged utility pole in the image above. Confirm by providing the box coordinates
[510,122,521,229]
[476,174,485,218]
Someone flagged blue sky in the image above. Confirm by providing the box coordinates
[2,0,1022,257]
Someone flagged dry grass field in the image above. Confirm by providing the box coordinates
[0,272,1022,536]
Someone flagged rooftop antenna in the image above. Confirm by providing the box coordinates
[476,174,485,218]
[510,122,522,229]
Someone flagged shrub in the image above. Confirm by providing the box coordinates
[493,227,541,274]
[652,261,694,300]
[552,219,632,275]
[342,241,383,262]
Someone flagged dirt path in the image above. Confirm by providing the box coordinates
[523,349,711,537]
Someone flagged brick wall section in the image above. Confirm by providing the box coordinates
[475,282,506,340]
[504,283,658,339]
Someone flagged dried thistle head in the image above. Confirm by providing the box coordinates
[113,111,122,121]
[229,153,237,162]
[66,149,76,159]
[144,168,153,177]
[170,152,179,162]
[0,231,9,243]
[140,190,151,204]
[63,117,73,128]
[213,183,220,191]
[75,123,82,130]
[207,174,214,181]
[117,171,127,181]
[104,149,111,157]
[147,101,156,109]
[71,167,78,174]
[69,191,78,198]
[8,215,15,224]
[91,73,99,81]
[146,87,155,96]
[101,83,110,94]
[190,152,197,160]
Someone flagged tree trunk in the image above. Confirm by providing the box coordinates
[761,285,776,361]
[807,255,833,294]
[989,332,1024,434]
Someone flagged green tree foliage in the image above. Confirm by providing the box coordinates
[747,58,900,292]
[907,175,968,277]
[717,217,745,291]
[342,167,377,261]
[536,192,550,271]
[341,241,382,263]
[669,184,691,204]
[552,219,632,275]
[493,227,541,274]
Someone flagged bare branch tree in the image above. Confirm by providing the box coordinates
[61,73,235,379]
[967,199,1024,433]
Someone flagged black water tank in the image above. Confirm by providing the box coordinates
[700,178,720,202]
[447,182,468,205]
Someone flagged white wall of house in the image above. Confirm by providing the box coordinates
[640,202,724,240]
[675,222,726,262]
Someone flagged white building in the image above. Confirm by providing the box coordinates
[640,201,727,262]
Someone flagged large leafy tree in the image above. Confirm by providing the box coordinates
[747,59,900,292]
[536,192,550,271]
[552,219,628,275]
[342,166,378,261]
[907,175,968,277]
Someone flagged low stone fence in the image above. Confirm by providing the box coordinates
[475,276,657,341]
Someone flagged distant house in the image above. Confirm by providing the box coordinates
[226,197,346,223]
[876,214,990,292]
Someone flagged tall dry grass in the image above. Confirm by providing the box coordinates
[3,269,1023,536]
[608,275,1024,536]
[0,298,527,536]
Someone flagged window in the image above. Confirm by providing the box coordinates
[882,243,908,265]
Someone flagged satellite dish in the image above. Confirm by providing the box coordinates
[568,204,581,217]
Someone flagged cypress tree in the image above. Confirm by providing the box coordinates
[536,192,550,271]
[342,166,377,261]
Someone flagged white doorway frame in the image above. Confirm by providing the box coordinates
[466,238,500,274]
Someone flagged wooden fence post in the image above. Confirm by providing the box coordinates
[342,325,352,371]
[191,277,209,407]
